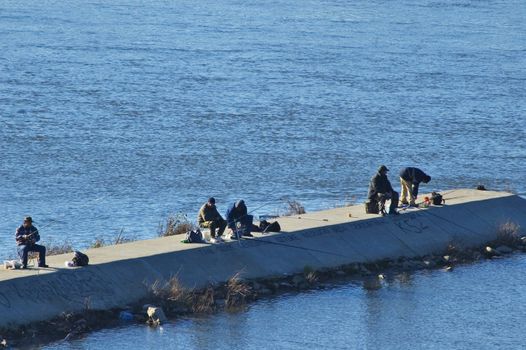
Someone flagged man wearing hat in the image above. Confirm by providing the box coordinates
[15,216,48,268]
[197,197,227,243]
[399,167,432,206]
[225,200,258,239]
[368,165,399,215]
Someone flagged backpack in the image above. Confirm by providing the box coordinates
[431,192,444,205]
[186,229,204,243]
[365,199,379,214]
[259,220,281,233]
[72,251,89,267]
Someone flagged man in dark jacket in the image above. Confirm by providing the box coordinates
[197,197,227,243]
[399,167,431,206]
[368,165,399,215]
[225,200,257,239]
[15,216,48,268]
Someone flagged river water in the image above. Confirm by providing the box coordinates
[1,0,525,348]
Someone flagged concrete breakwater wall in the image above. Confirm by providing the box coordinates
[1,189,525,328]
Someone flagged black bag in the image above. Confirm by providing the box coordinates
[186,229,204,243]
[431,192,444,205]
[259,220,281,232]
[72,251,89,267]
[365,200,379,214]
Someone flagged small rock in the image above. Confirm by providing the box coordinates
[147,307,167,324]
[444,265,454,272]
[443,255,450,262]
[484,246,499,256]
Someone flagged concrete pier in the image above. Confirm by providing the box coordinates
[1,189,525,328]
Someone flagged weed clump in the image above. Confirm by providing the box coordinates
[226,272,253,309]
[283,199,306,216]
[89,228,135,249]
[495,221,521,247]
[45,241,74,256]
[158,213,195,237]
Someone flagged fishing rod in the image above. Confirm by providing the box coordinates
[240,235,359,259]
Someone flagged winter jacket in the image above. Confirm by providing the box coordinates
[399,167,429,197]
[368,172,394,199]
[197,203,224,225]
[225,200,247,229]
[15,224,40,246]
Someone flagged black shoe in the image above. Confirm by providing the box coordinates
[243,233,254,237]
[21,265,28,269]
[389,211,400,216]
[38,264,49,268]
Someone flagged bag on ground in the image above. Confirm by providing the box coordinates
[186,229,204,243]
[365,199,379,214]
[259,220,281,232]
[431,192,444,205]
[72,251,89,266]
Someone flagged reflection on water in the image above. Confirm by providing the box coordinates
[44,255,526,349]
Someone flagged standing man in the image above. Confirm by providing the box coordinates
[16,216,48,268]
[368,165,399,215]
[399,167,431,206]
[197,197,227,243]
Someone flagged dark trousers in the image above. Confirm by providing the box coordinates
[231,215,256,237]
[379,191,399,214]
[201,218,227,238]
[18,244,46,267]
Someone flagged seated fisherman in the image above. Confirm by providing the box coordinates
[225,200,258,239]
[399,167,431,206]
[197,197,227,243]
[15,216,48,268]
[368,165,399,215]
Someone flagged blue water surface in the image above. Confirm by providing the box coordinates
[1,0,524,255]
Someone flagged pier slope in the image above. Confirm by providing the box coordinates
[1,189,525,328]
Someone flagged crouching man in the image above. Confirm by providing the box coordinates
[225,200,258,239]
[16,216,48,268]
[197,197,227,243]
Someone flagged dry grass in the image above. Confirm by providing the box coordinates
[193,286,215,313]
[496,221,521,246]
[283,199,306,216]
[305,271,318,284]
[89,228,135,249]
[158,213,196,237]
[226,272,252,309]
[45,241,74,256]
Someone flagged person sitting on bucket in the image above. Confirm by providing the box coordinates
[399,167,431,206]
[197,197,227,243]
[368,165,399,215]
[15,216,48,269]
[225,200,257,239]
